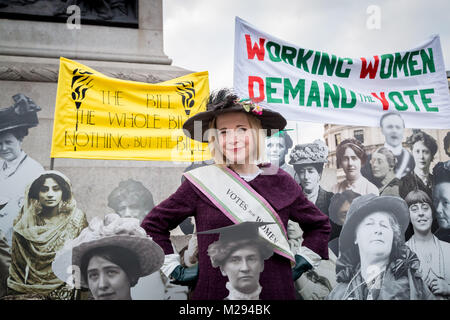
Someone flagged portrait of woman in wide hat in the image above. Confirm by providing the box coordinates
[52,213,164,300]
[327,194,434,300]
[0,94,44,245]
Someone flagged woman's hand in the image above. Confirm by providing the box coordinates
[425,271,450,296]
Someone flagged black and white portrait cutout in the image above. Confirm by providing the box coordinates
[107,179,155,222]
[400,130,438,200]
[202,222,274,300]
[107,179,183,300]
[52,213,164,300]
[6,171,88,300]
[289,140,336,237]
[327,194,434,300]
[265,130,296,180]
[332,138,379,196]
[405,189,450,299]
[370,147,400,196]
[0,94,44,245]
[362,112,415,186]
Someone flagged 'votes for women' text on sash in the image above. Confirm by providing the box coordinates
[184,165,295,262]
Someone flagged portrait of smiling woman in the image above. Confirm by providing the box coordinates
[142,89,331,300]
[405,190,450,299]
[327,194,434,300]
[6,171,87,299]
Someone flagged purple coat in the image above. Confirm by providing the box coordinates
[141,165,331,300]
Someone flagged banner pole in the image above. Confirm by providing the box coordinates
[50,158,54,170]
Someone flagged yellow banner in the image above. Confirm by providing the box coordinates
[50,57,211,161]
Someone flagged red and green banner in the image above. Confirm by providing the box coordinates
[233,17,450,129]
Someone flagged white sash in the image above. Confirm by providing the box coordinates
[184,165,295,262]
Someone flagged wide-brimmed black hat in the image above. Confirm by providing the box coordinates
[183,89,287,142]
[0,94,41,134]
[339,194,409,254]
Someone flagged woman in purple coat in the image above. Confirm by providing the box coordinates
[141,89,331,300]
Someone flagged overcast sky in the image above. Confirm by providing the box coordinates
[163,0,450,143]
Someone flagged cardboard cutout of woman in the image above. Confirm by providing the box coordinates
[201,222,273,300]
[370,147,401,196]
[52,213,164,300]
[400,130,438,200]
[6,171,87,299]
[289,140,336,237]
[0,94,44,245]
[107,180,184,300]
[327,194,434,300]
[405,190,450,299]
[332,138,379,196]
[266,130,297,180]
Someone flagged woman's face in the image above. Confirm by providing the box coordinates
[297,165,320,193]
[412,141,432,171]
[0,132,22,162]
[266,136,287,166]
[220,245,264,294]
[38,178,63,208]
[87,255,132,300]
[355,212,394,261]
[409,202,433,234]
[370,152,391,179]
[215,112,256,165]
[341,147,361,181]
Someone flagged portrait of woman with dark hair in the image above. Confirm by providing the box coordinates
[0,95,44,245]
[107,179,155,222]
[266,130,296,180]
[52,214,164,300]
[405,190,450,299]
[6,171,87,299]
[370,147,400,196]
[400,130,438,200]
[289,140,335,237]
[327,194,434,300]
[332,138,379,196]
